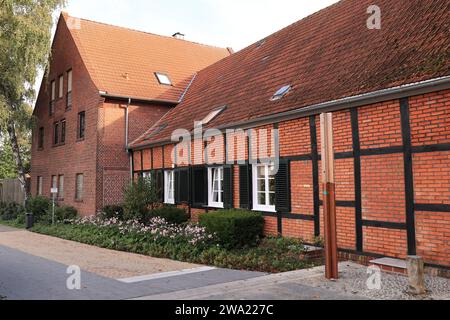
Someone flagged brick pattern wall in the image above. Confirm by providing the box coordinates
[31,17,99,216]
[134,89,450,267]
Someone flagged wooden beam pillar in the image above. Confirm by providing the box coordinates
[320,113,339,280]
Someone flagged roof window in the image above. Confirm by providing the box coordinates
[201,105,227,125]
[155,72,172,86]
[270,85,291,101]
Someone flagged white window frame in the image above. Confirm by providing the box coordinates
[58,175,64,199]
[164,170,175,204]
[58,75,64,98]
[208,167,224,208]
[51,80,56,101]
[67,70,72,93]
[37,177,43,196]
[252,163,276,213]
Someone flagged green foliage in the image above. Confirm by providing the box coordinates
[41,205,78,225]
[25,196,51,222]
[100,205,125,220]
[31,224,316,273]
[123,178,158,222]
[0,0,65,194]
[146,206,189,225]
[199,209,265,249]
[0,201,25,221]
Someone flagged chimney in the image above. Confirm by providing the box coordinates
[172,32,185,40]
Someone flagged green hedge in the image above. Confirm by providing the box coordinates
[146,206,189,225]
[199,210,265,249]
[0,202,25,221]
[25,196,51,222]
[100,205,125,220]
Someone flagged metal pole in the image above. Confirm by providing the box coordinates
[52,192,55,225]
[320,113,339,280]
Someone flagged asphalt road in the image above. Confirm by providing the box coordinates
[0,244,263,300]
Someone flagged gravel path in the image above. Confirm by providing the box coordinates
[298,262,450,300]
[0,226,200,279]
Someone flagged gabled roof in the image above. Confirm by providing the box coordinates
[131,0,450,148]
[62,13,231,102]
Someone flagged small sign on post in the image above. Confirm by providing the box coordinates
[320,113,339,280]
[51,188,58,225]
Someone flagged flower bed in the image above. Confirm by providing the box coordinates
[31,216,321,273]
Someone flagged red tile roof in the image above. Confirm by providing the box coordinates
[131,0,450,148]
[63,13,231,102]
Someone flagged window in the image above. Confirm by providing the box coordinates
[270,85,291,101]
[155,72,172,85]
[208,167,224,208]
[66,69,72,108]
[200,106,227,126]
[78,111,85,140]
[50,80,56,115]
[38,127,44,149]
[58,75,64,99]
[53,122,59,145]
[51,175,57,196]
[58,175,64,199]
[142,172,152,183]
[164,170,175,204]
[37,176,43,196]
[75,174,83,201]
[252,163,276,212]
[60,120,66,144]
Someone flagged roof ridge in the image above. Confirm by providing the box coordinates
[62,12,231,52]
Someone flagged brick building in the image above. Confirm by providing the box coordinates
[129,0,450,268]
[30,13,231,216]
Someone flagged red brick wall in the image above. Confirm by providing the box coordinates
[134,89,450,267]
[31,17,99,216]
[31,17,172,215]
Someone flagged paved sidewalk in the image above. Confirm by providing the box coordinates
[0,225,198,279]
[135,264,367,300]
[0,244,263,300]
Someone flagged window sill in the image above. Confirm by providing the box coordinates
[208,203,224,209]
[74,199,83,203]
[52,143,66,148]
[252,207,276,213]
[76,138,85,143]
[38,148,44,151]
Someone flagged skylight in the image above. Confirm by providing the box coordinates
[155,72,172,86]
[270,85,291,101]
[201,105,227,125]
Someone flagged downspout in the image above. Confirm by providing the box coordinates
[125,98,130,150]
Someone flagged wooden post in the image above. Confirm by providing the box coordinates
[320,113,339,280]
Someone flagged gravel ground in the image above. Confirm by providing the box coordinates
[0,226,200,279]
[299,262,450,300]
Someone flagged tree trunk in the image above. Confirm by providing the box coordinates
[6,116,29,204]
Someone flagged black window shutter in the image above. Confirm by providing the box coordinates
[156,170,164,202]
[239,164,252,210]
[275,159,291,213]
[223,165,234,209]
[191,166,207,207]
[175,168,190,204]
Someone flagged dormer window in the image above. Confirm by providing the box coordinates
[270,85,291,101]
[155,72,172,86]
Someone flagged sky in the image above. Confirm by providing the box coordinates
[62,0,339,51]
[34,0,339,100]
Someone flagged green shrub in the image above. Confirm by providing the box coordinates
[123,178,158,222]
[25,196,51,222]
[0,202,25,221]
[41,206,79,225]
[100,205,124,220]
[199,209,265,249]
[146,206,189,225]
